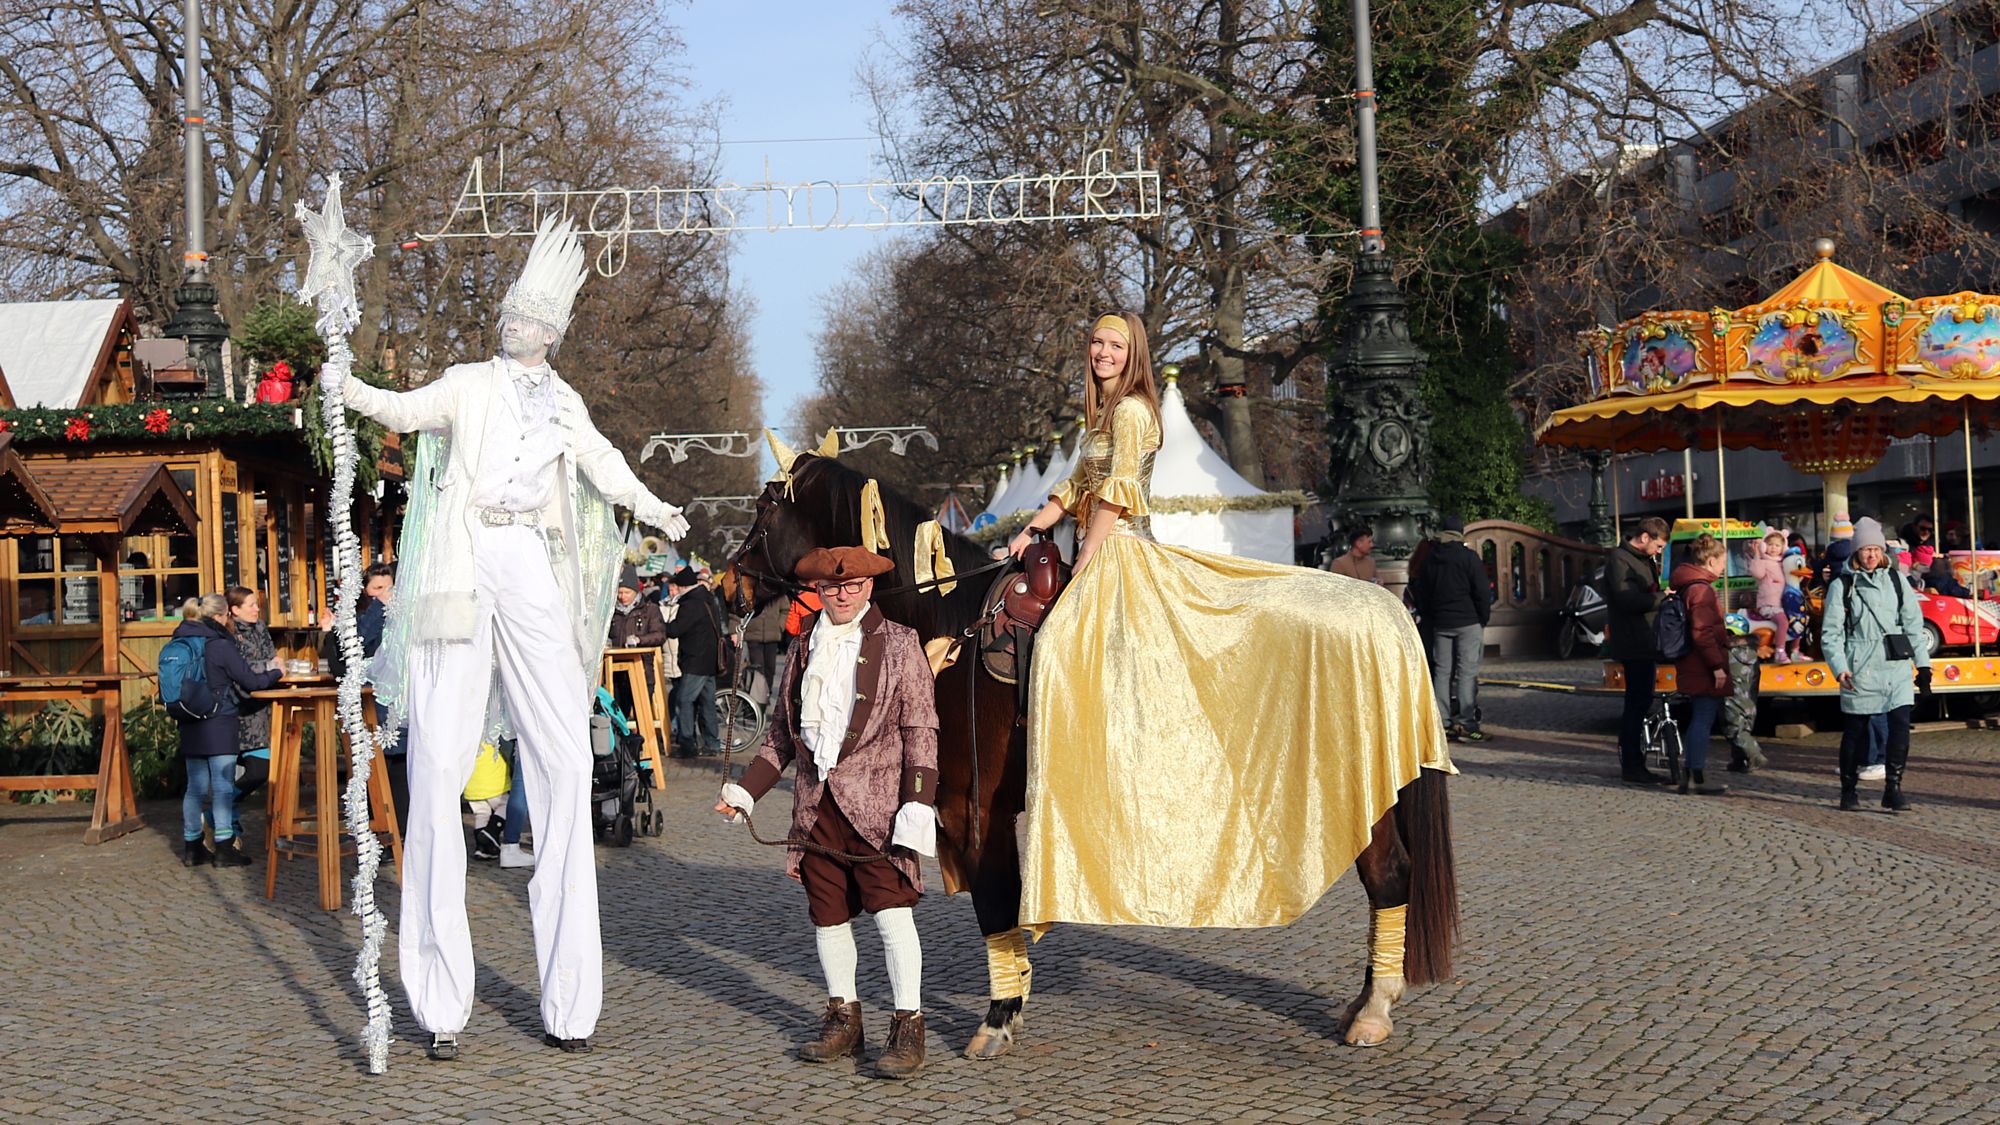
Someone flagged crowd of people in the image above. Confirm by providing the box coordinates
[1606,513,1935,810]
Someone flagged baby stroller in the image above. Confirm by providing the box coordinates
[591,687,661,846]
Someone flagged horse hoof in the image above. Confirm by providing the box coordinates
[964,1025,1014,1060]
[1343,1017,1393,1047]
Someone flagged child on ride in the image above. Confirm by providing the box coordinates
[1749,531,1792,663]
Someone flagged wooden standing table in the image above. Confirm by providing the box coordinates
[601,647,669,787]
[254,681,402,910]
[0,674,146,843]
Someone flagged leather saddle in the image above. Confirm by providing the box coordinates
[980,537,1071,687]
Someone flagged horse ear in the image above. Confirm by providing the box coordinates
[765,428,800,477]
[815,428,841,459]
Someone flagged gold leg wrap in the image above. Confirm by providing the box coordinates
[985,930,1031,1000]
[1368,905,1407,978]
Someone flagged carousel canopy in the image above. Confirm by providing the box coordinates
[1539,240,2000,468]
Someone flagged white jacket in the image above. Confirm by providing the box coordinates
[340,359,684,658]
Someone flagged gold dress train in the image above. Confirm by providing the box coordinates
[1020,397,1455,930]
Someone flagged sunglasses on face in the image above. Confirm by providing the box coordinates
[813,579,869,596]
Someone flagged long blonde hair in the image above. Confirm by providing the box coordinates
[1083,310,1162,434]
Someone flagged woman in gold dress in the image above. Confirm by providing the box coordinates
[1007,312,1453,931]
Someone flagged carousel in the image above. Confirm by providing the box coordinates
[1538,238,2000,699]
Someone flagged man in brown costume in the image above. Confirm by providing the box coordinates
[716,546,939,1078]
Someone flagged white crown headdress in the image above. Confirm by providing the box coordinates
[498,213,588,340]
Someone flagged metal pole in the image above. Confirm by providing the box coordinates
[1967,402,1981,658]
[1931,432,1941,542]
[182,0,205,282]
[1611,453,1622,537]
[1350,0,1383,256]
[1717,412,1728,582]
[1683,447,1696,520]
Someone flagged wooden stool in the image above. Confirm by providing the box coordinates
[260,685,403,910]
[601,648,669,788]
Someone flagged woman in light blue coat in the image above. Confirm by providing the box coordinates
[1819,517,1931,811]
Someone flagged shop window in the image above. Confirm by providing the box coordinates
[1537,548,1553,603]
[13,534,100,627]
[221,496,240,589]
[1480,540,1498,600]
[1510,542,1528,603]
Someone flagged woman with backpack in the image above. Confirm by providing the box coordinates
[1821,517,1932,812]
[1668,533,1732,795]
[169,594,283,867]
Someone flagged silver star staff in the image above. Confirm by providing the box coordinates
[294,174,394,1074]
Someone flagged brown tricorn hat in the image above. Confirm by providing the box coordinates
[795,546,894,583]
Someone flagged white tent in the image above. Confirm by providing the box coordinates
[1147,379,1296,564]
[992,449,1051,518]
[979,463,1014,518]
[0,300,126,408]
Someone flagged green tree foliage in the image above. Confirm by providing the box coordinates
[1264,0,1643,529]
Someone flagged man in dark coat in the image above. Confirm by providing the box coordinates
[662,567,724,754]
[716,546,940,1078]
[1409,517,1494,740]
[1602,516,1672,785]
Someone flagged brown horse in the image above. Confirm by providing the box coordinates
[731,451,1458,1055]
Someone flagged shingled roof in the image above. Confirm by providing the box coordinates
[6,457,197,538]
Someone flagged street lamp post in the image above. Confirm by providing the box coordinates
[1327,0,1436,583]
[160,0,230,397]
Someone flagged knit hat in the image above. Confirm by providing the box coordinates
[1851,516,1886,552]
[617,565,642,592]
[1831,513,1854,539]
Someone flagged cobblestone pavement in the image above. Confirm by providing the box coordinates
[5,659,1998,1123]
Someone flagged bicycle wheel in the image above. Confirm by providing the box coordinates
[715,690,765,752]
[1659,720,1684,788]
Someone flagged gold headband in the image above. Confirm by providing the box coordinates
[1091,314,1131,343]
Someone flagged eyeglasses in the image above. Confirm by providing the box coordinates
[812,579,870,596]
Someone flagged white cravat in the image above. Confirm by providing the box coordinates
[799,606,867,776]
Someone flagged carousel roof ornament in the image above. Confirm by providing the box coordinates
[1540,238,2000,458]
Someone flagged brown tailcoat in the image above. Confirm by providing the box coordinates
[739,605,939,890]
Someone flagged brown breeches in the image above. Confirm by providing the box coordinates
[801,792,918,926]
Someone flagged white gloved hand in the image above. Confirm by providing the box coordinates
[645,502,691,542]
[719,782,754,824]
[889,802,937,858]
[319,365,344,393]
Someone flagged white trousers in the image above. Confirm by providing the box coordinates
[398,523,602,1039]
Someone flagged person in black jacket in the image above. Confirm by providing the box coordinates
[1409,517,1495,740]
[173,594,283,867]
[1602,516,1673,785]
[662,567,725,755]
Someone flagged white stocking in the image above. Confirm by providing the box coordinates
[874,907,922,1012]
[815,923,858,1002]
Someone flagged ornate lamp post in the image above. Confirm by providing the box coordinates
[1327,0,1436,583]
[160,0,229,397]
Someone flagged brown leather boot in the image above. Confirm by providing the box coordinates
[798,999,864,1062]
[876,1010,926,1079]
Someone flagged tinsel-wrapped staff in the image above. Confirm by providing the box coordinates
[293,175,394,1073]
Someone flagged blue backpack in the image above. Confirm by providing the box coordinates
[159,635,219,721]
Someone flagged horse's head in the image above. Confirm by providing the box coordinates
[716,564,758,616]
[728,460,837,612]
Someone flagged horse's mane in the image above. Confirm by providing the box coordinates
[788,454,995,640]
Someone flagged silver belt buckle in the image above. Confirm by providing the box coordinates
[480,507,538,528]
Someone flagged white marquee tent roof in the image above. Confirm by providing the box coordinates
[0,300,126,409]
[1151,379,1267,499]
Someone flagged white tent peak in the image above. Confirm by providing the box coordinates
[1152,379,1268,499]
[0,299,125,409]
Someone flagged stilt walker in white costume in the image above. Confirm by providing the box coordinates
[322,215,689,1060]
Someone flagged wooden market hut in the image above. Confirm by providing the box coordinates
[0,299,403,716]
[0,432,199,839]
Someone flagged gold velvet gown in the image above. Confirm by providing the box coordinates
[1020,397,1455,930]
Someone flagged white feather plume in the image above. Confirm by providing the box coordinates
[498,213,589,337]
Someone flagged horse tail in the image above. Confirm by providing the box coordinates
[1393,767,1458,986]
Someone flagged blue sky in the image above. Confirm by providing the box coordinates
[676,0,903,435]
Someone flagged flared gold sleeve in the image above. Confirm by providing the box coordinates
[1093,399,1153,516]
[1049,459,1085,516]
